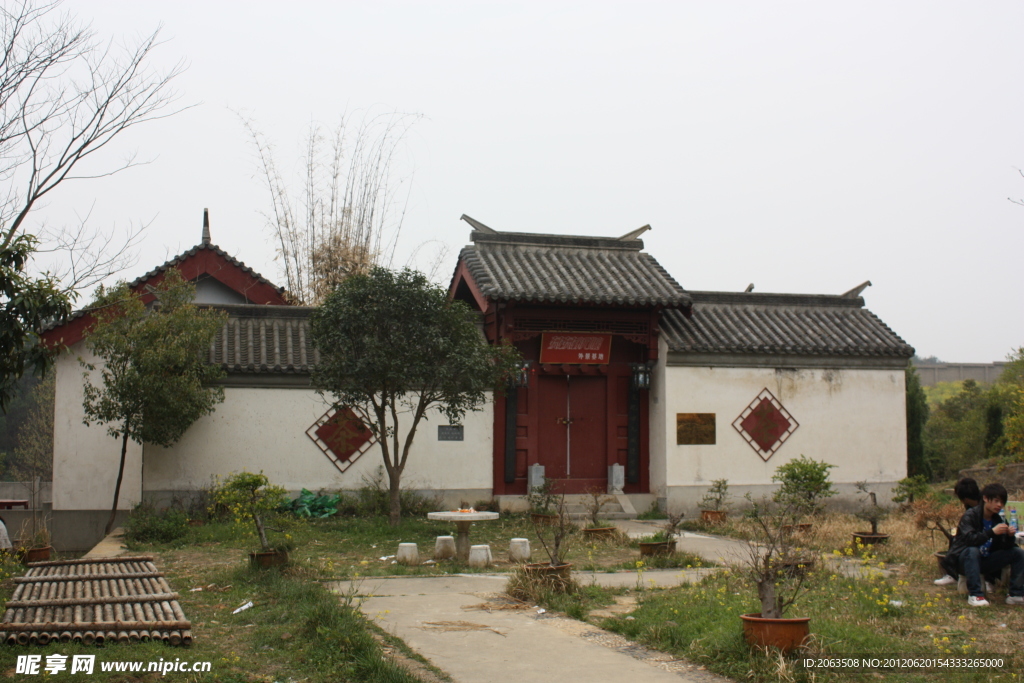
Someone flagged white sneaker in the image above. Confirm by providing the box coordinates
[957,576,968,594]
[934,575,956,586]
[1006,595,1024,606]
[968,595,990,607]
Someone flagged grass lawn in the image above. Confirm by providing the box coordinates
[599,512,1024,682]
[2,502,1022,682]
[0,510,690,682]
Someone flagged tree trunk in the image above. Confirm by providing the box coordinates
[104,431,130,536]
[758,576,782,619]
[254,512,270,551]
[388,468,402,527]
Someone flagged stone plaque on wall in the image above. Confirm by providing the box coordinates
[438,425,464,441]
[676,413,716,445]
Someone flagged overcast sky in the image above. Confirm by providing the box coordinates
[31,1,1024,363]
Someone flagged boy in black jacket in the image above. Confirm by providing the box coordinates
[947,483,1024,607]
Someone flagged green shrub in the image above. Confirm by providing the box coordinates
[123,503,188,544]
[771,455,836,515]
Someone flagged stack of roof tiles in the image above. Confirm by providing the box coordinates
[1,556,191,646]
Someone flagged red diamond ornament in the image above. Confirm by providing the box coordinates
[306,407,375,473]
[732,389,798,461]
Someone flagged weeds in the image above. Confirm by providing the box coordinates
[122,502,189,544]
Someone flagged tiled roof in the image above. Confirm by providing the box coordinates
[660,291,914,358]
[128,241,285,299]
[41,242,286,344]
[207,305,317,374]
[458,228,691,308]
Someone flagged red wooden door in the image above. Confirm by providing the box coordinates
[536,375,607,492]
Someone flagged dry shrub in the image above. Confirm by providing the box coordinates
[505,565,579,602]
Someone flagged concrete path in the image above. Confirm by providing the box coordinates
[330,571,733,683]
[82,527,127,559]
[615,519,751,565]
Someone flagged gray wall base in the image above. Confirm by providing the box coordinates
[662,482,899,518]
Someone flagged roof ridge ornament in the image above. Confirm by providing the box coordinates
[202,208,211,245]
[618,224,651,241]
[841,280,871,298]
[460,214,497,233]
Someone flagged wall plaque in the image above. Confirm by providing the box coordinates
[438,425,464,441]
[676,413,716,445]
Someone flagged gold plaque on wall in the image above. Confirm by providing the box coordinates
[677,413,716,445]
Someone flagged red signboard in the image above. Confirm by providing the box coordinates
[539,332,612,364]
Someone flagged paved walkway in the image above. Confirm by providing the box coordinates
[82,527,128,559]
[330,571,732,683]
[328,521,752,683]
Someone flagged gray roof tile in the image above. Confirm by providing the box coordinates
[459,230,691,308]
[661,291,914,358]
[206,305,317,374]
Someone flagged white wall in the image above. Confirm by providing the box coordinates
[143,387,495,494]
[52,342,143,511]
[656,363,907,501]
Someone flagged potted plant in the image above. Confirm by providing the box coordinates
[772,455,837,531]
[739,495,812,653]
[639,513,682,556]
[525,495,576,588]
[18,522,52,564]
[699,479,730,523]
[910,498,963,573]
[212,472,290,568]
[527,479,558,526]
[852,481,890,545]
[582,487,617,539]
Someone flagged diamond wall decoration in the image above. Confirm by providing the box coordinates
[306,407,376,473]
[732,389,798,461]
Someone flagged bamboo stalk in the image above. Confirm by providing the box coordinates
[13,572,165,583]
[21,556,154,567]
[0,620,191,632]
[5,592,179,608]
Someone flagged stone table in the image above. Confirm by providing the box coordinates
[426,511,500,562]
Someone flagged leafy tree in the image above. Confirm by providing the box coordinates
[923,379,988,479]
[905,366,931,478]
[995,347,1024,460]
[1,235,70,410]
[6,372,54,482]
[81,270,226,535]
[310,267,520,526]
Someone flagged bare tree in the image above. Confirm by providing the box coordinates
[242,111,421,304]
[0,0,183,408]
[0,0,184,287]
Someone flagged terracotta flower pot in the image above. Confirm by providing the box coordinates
[740,613,810,653]
[852,532,889,546]
[700,510,727,524]
[249,549,289,569]
[21,546,52,564]
[639,540,675,557]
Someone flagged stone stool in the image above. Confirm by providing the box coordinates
[468,544,492,568]
[434,535,456,560]
[509,538,531,563]
[396,542,419,566]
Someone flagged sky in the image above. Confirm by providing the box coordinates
[26,1,1024,363]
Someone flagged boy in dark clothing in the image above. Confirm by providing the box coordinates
[947,483,1024,607]
[935,478,980,586]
